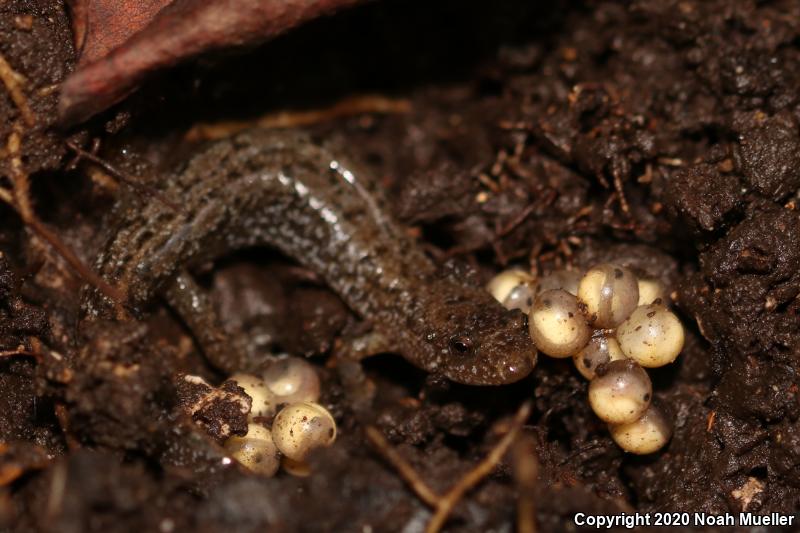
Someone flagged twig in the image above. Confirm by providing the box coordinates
[0,54,35,126]
[367,401,533,533]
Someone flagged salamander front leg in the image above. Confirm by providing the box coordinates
[164,270,269,374]
[330,329,395,411]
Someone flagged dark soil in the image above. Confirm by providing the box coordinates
[1,0,800,531]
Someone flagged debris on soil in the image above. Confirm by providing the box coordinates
[175,374,250,441]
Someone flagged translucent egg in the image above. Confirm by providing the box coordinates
[608,403,673,454]
[588,359,652,424]
[229,372,277,419]
[637,278,667,306]
[536,269,581,296]
[271,401,336,461]
[529,289,591,358]
[616,304,684,368]
[487,267,533,302]
[263,357,321,404]
[282,456,311,477]
[573,332,626,380]
[503,282,536,314]
[487,268,536,313]
[223,423,280,476]
[577,263,639,328]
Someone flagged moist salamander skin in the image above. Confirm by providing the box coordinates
[83,129,536,385]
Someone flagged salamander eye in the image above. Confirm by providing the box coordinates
[449,335,474,356]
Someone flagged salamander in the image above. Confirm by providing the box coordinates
[82,129,536,385]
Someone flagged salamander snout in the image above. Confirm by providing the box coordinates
[442,309,536,386]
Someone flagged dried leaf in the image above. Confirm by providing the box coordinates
[59,0,365,126]
[67,0,173,66]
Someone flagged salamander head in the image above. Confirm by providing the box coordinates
[419,290,537,385]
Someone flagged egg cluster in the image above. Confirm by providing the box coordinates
[488,263,684,454]
[224,356,336,477]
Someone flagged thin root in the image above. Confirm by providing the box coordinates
[2,129,124,305]
[364,426,440,507]
[54,404,80,451]
[496,203,536,239]
[612,169,631,216]
[65,140,180,211]
[25,216,125,305]
[0,347,43,362]
[0,54,35,126]
[185,94,412,141]
[367,401,532,533]
[512,434,539,533]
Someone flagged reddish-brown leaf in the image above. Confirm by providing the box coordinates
[67,0,173,66]
[59,0,365,126]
